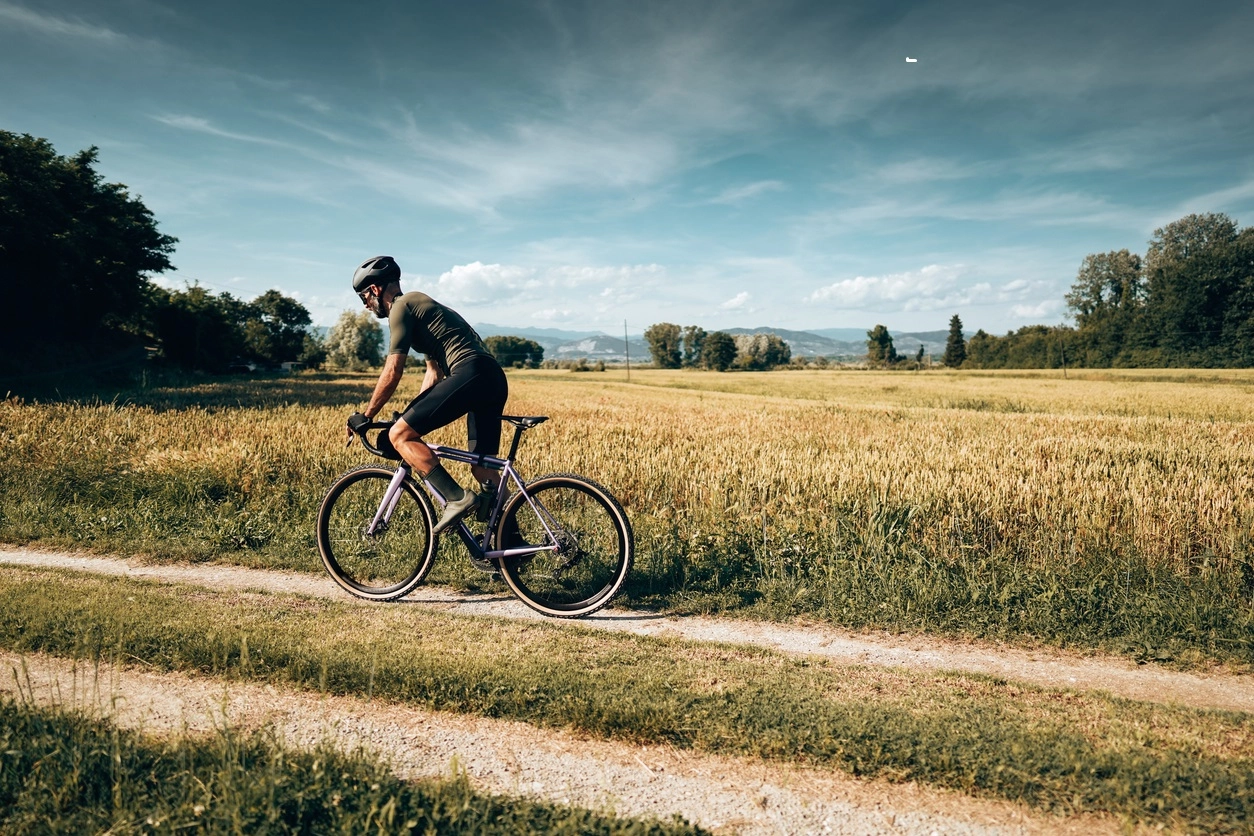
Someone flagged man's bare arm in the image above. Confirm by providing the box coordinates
[364,354,406,419]
[419,358,443,395]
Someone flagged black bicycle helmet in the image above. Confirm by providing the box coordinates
[352,255,401,292]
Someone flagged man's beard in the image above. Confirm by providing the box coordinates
[366,296,386,319]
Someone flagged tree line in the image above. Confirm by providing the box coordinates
[962,213,1254,369]
[0,131,336,381]
[643,323,791,370]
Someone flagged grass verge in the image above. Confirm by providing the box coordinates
[1,567,1251,832]
[0,695,702,835]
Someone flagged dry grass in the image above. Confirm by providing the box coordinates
[2,368,1253,662]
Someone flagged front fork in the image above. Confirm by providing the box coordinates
[365,465,411,536]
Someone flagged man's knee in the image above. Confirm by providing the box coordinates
[389,419,421,446]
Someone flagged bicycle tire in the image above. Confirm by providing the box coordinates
[494,473,633,617]
[316,465,437,601]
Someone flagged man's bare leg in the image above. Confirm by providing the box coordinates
[388,419,438,474]
[389,420,478,534]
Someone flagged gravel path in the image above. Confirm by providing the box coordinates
[1,546,1246,834]
[1,651,1120,836]
[3,547,1251,714]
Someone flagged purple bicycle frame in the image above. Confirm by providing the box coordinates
[364,443,560,562]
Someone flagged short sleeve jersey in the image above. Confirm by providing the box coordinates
[387,291,490,375]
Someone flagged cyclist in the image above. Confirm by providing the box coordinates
[345,255,508,534]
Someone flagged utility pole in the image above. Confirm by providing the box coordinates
[624,319,630,382]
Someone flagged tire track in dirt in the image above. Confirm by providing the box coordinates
[1,651,1123,836]
[3,547,1251,714]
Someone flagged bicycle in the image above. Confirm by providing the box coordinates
[316,415,633,618]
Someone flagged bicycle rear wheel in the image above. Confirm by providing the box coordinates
[494,473,633,617]
[316,465,437,601]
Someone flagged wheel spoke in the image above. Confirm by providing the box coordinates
[316,468,436,600]
[496,475,632,617]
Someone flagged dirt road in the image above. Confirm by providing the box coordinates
[3,546,1244,834]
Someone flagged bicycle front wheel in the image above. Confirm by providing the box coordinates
[316,465,437,601]
[494,473,633,617]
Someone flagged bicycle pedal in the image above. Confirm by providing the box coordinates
[468,554,498,573]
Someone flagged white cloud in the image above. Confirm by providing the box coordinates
[1010,300,1064,320]
[720,291,751,310]
[0,2,128,44]
[431,262,538,305]
[704,180,786,206]
[430,262,664,306]
[809,264,969,310]
[530,308,578,323]
[151,114,293,149]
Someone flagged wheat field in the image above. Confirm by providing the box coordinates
[3,367,1252,662]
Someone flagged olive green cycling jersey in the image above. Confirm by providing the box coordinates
[387,291,491,375]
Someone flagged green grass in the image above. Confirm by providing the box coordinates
[1,567,1251,832]
[0,695,703,835]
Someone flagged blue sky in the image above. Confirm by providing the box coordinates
[3,0,1252,334]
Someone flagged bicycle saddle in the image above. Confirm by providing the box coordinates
[502,415,549,429]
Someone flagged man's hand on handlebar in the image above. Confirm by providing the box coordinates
[346,411,370,445]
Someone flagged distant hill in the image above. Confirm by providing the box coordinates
[391,322,958,362]
[807,327,873,342]
[474,323,606,342]
[551,334,650,362]
[725,327,862,359]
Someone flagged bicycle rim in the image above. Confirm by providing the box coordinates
[495,474,633,617]
[316,466,436,601]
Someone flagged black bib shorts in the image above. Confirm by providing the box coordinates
[399,354,509,456]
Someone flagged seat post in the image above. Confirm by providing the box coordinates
[506,423,525,461]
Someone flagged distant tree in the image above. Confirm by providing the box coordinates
[866,324,898,366]
[943,315,966,367]
[733,333,791,370]
[965,329,998,368]
[914,344,925,363]
[0,131,176,376]
[484,335,544,368]
[325,310,384,371]
[700,331,738,371]
[244,289,313,366]
[151,285,248,372]
[1219,227,1254,366]
[1142,213,1242,364]
[150,285,314,371]
[298,331,328,370]
[1065,249,1145,365]
[681,325,707,368]
[643,322,683,368]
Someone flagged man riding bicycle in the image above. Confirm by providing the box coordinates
[345,255,508,534]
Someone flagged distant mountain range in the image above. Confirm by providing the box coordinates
[473,323,951,361]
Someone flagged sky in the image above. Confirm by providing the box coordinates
[3,0,1253,335]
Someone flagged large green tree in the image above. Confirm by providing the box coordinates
[680,325,707,368]
[152,285,248,372]
[151,285,315,372]
[244,289,313,366]
[866,324,897,366]
[0,131,176,375]
[1065,249,1144,365]
[943,315,966,368]
[699,331,737,371]
[483,335,544,368]
[325,310,384,371]
[733,333,791,370]
[643,322,682,368]
[1142,213,1241,365]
